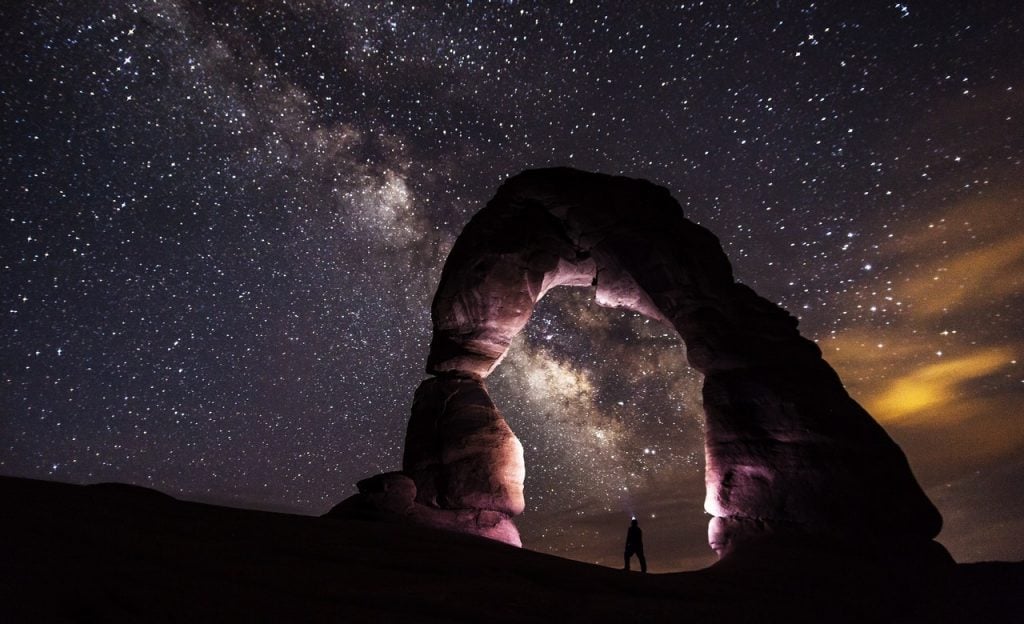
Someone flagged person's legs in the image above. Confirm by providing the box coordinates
[637,549,647,573]
[623,548,632,570]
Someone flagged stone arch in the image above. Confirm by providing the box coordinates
[341,168,942,557]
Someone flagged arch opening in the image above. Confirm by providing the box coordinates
[485,286,708,568]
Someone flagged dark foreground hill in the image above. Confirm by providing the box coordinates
[0,476,1020,623]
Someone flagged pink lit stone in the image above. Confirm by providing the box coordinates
[335,168,942,557]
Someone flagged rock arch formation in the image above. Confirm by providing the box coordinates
[335,167,943,558]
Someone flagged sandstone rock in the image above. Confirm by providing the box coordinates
[346,167,943,558]
[408,505,522,547]
[324,472,416,520]
[357,472,417,514]
[404,377,525,517]
[325,470,522,547]
[420,167,941,555]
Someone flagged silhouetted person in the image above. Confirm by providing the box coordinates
[623,518,647,573]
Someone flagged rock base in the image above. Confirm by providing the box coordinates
[325,472,521,547]
[709,515,955,571]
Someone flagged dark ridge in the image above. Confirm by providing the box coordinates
[1,475,1020,623]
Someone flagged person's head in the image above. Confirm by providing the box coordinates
[631,518,638,527]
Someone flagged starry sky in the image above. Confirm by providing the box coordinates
[2,1,1023,572]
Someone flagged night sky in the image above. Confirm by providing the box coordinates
[3,1,1023,572]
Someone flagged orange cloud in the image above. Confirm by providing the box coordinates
[822,191,1023,431]
[896,231,1024,317]
[868,348,1014,423]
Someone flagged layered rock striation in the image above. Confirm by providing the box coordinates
[335,167,943,557]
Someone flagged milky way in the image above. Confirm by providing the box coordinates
[2,1,1023,571]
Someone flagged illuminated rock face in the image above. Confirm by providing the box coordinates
[347,167,942,554]
[404,377,525,518]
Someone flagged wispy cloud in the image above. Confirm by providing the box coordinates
[869,347,1014,422]
[823,191,1024,469]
